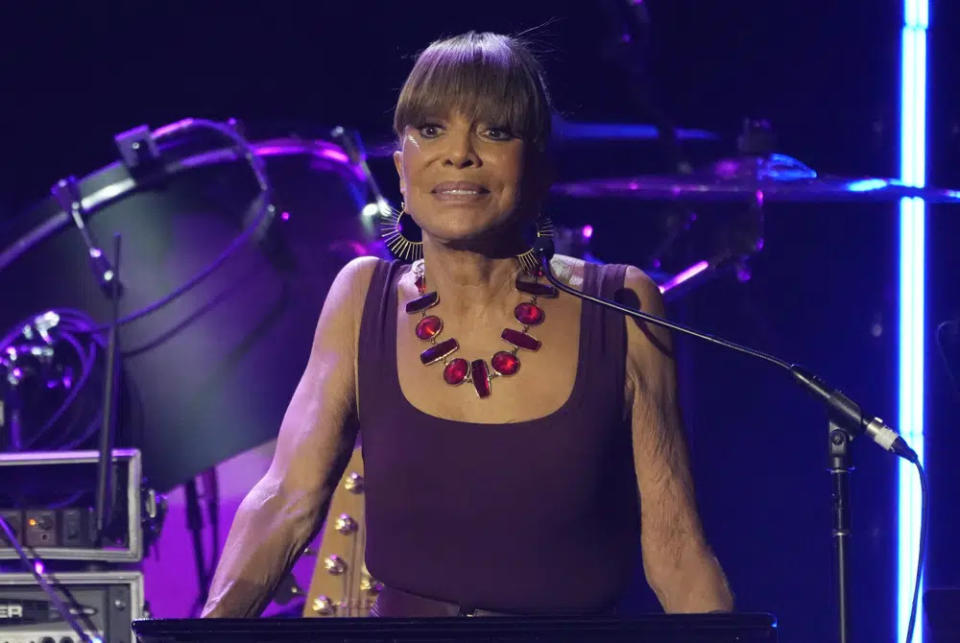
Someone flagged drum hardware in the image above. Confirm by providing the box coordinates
[107,119,276,330]
[551,159,960,203]
[51,176,121,297]
[151,117,271,194]
[549,116,957,299]
[114,124,161,179]
[663,190,765,297]
[330,126,393,244]
[1,117,384,621]
[30,119,280,341]
[552,115,960,203]
[1,117,374,492]
[0,119,279,276]
[647,186,764,299]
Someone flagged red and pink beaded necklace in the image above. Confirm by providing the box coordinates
[405,259,558,398]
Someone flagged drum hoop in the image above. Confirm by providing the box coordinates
[0,138,359,274]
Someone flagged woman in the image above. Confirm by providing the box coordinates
[203,31,732,618]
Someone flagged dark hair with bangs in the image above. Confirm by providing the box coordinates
[393,31,553,151]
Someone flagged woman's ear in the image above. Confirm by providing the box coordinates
[393,149,406,195]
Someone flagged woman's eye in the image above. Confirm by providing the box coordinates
[418,124,442,138]
[485,127,513,140]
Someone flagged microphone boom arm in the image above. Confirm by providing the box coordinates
[536,243,918,643]
[536,249,917,462]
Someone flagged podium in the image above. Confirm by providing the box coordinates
[133,614,778,642]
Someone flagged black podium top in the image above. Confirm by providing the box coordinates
[133,614,778,642]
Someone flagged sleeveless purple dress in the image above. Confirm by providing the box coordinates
[357,259,639,613]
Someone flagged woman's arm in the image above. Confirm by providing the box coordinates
[201,256,378,617]
[622,266,734,613]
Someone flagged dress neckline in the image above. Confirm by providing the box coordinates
[388,261,593,427]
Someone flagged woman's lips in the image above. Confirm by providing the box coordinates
[431,181,490,201]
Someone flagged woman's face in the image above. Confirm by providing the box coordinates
[393,110,542,247]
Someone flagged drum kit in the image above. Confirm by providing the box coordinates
[0,113,957,616]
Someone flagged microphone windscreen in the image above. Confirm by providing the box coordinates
[533,237,555,261]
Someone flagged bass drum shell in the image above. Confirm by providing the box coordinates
[0,142,379,491]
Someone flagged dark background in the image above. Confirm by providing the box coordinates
[2,2,959,641]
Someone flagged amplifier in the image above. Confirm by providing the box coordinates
[0,570,143,643]
[0,449,144,562]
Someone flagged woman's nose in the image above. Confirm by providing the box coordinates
[443,132,480,168]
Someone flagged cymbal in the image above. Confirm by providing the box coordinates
[552,154,960,203]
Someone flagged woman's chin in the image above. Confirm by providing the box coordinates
[423,221,500,245]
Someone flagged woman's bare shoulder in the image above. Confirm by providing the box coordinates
[549,255,658,295]
[549,253,587,288]
[313,255,382,342]
[335,255,382,291]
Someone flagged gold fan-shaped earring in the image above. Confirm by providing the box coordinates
[380,202,423,262]
[514,216,555,274]
[381,204,553,269]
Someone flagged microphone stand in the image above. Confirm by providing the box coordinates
[95,233,123,545]
[537,247,917,643]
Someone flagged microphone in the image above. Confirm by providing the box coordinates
[533,238,918,462]
[533,236,555,261]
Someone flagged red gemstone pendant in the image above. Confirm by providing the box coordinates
[514,302,544,325]
[471,360,491,398]
[502,328,541,351]
[406,291,439,314]
[515,279,558,298]
[491,351,520,375]
[415,315,443,340]
[420,337,459,365]
[443,358,469,385]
